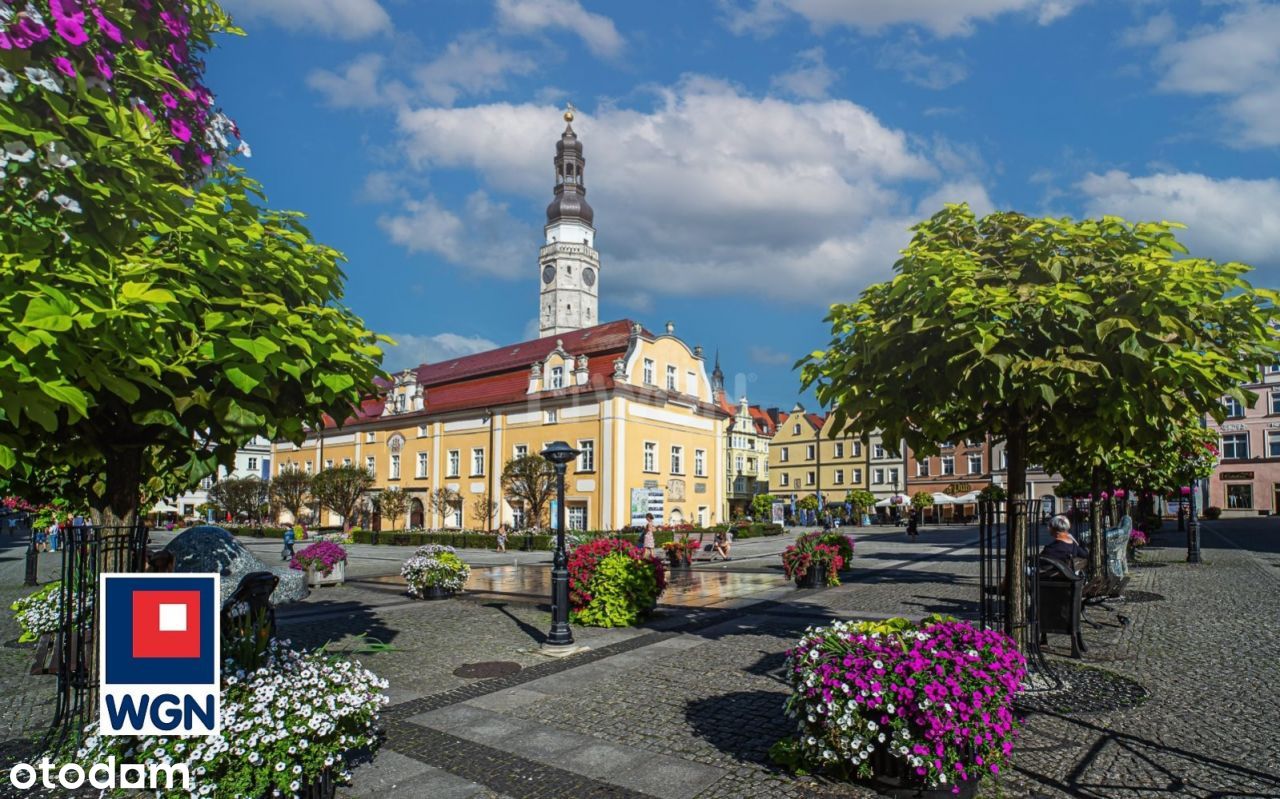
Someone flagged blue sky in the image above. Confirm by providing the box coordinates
[208,0,1280,410]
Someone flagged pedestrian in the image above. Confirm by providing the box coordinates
[641,513,656,559]
[906,509,919,541]
[48,519,61,553]
[496,527,508,553]
[35,523,48,553]
[282,525,296,561]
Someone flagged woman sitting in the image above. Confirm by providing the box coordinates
[712,529,732,561]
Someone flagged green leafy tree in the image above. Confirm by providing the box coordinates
[803,205,1277,649]
[470,492,497,530]
[910,491,935,512]
[269,469,311,525]
[0,2,385,528]
[206,476,268,524]
[796,495,820,512]
[501,456,556,530]
[751,493,777,520]
[379,487,408,531]
[311,466,373,532]
[844,490,877,521]
[427,487,462,528]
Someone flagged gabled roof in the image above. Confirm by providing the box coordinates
[748,406,777,437]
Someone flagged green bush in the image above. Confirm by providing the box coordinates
[571,550,662,627]
[222,525,289,539]
[1203,506,1222,520]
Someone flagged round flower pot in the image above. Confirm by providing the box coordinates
[415,585,456,600]
[796,562,828,588]
[860,748,979,799]
[667,553,690,569]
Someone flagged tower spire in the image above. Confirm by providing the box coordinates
[711,350,725,400]
[538,104,600,338]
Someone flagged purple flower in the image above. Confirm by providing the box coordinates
[94,53,112,79]
[54,16,89,46]
[88,1,122,43]
[12,17,51,47]
[169,118,191,143]
[160,92,178,109]
[52,56,75,77]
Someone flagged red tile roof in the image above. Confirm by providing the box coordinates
[416,320,643,386]
[748,406,777,436]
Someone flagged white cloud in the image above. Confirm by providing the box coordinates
[771,47,838,99]
[378,191,534,278]
[749,346,793,366]
[877,32,968,89]
[1120,11,1174,47]
[384,332,499,371]
[1077,170,1280,273]
[1148,3,1280,148]
[221,0,390,39]
[721,0,1083,38]
[415,33,538,106]
[496,0,625,58]
[307,54,407,109]
[389,78,994,303]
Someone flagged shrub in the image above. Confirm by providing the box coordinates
[776,616,1026,790]
[781,532,853,586]
[568,538,665,626]
[290,541,347,576]
[1203,506,1222,520]
[401,544,471,596]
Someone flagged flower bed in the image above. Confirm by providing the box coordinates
[568,538,665,627]
[291,541,347,576]
[774,616,1025,793]
[10,581,89,642]
[401,544,470,597]
[69,640,388,798]
[782,532,853,587]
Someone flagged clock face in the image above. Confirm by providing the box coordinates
[583,267,596,287]
[542,264,556,284]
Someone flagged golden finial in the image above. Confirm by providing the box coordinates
[564,101,575,123]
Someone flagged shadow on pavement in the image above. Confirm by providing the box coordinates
[684,690,792,767]
[277,600,400,650]
[480,601,548,645]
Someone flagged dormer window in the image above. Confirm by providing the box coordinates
[395,394,406,413]
[550,366,564,389]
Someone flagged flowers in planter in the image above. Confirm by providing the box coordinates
[775,616,1026,791]
[401,544,470,596]
[1129,529,1149,547]
[661,536,696,563]
[69,639,389,798]
[781,532,852,586]
[568,538,665,627]
[10,581,89,642]
[290,541,347,576]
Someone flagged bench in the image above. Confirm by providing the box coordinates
[1037,556,1087,658]
[1079,515,1132,600]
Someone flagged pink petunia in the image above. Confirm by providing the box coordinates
[0,31,11,50]
[50,0,85,21]
[52,56,76,77]
[169,118,191,143]
[13,17,51,47]
[54,16,89,46]
[94,53,112,80]
[160,92,178,109]
[89,4,123,44]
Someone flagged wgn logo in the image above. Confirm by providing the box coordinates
[99,574,221,736]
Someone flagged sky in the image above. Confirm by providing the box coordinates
[206,0,1280,411]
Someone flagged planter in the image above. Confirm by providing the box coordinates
[855,748,979,799]
[306,559,346,587]
[796,562,828,588]
[666,553,692,569]
[412,585,457,600]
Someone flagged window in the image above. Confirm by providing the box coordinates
[873,468,884,485]
[643,359,655,385]
[550,366,564,389]
[644,442,657,472]
[968,454,983,474]
[1221,433,1249,460]
[695,449,706,477]
[342,457,352,467]
[395,394,406,413]
[686,371,696,394]
[940,441,954,449]
[567,504,587,531]
[515,444,529,460]
[851,441,862,457]
[247,457,258,471]
[417,424,427,437]
[803,444,813,460]
[1224,397,1245,417]
[873,444,886,459]
[735,455,744,473]
[305,461,313,475]
[835,469,845,484]
[917,460,930,477]
[666,365,677,390]
[447,450,460,477]
[390,454,401,480]
[747,439,756,450]
[364,456,374,476]
[852,468,862,484]
[941,456,955,475]
[366,432,375,443]
[545,409,557,424]
[793,423,801,435]
[888,467,900,486]
[324,458,333,470]
[1273,392,1280,415]
[834,442,844,458]
[779,472,790,487]
[780,447,789,463]
[747,457,756,472]
[1000,450,1007,470]
[416,452,428,478]
[577,440,595,472]
[1268,431,1280,458]
[1267,364,1280,374]
[801,470,813,485]
[1226,483,1253,509]
[471,448,485,476]
[671,445,684,474]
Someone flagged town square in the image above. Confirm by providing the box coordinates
[2,1,1279,798]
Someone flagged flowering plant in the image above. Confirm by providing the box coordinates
[68,639,388,798]
[568,537,665,626]
[1129,529,1149,547]
[401,544,470,595]
[661,536,696,559]
[290,541,347,576]
[776,616,1026,791]
[782,532,852,586]
[11,580,88,642]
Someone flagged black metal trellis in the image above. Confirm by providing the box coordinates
[53,523,149,734]
[978,499,1057,681]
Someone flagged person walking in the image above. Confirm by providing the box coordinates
[906,509,919,541]
[282,525,296,561]
[496,527,508,553]
[641,513,656,559]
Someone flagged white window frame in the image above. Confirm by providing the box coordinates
[514,444,529,460]
[1221,433,1249,460]
[416,452,428,478]
[835,469,844,484]
[550,366,564,389]
[671,445,684,475]
[806,471,815,485]
[342,457,352,467]
[324,458,333,470]
[447,450,460,477]
[888,467,900,486]
[366,431,375,443]
[695,449,706,477]
[643,359,655,385]
[779,446,789,463]
[545,409,557,424]
[779,472,790,487]
[390,454,401,480]
[1224,397,1245,418]
[417,424,428,438]
[666,364,677,390]
[643,442,657,472]
[1267,431,1280,458]
[941,456,955,475]
[873,468,884,485]
[968,454,983,474]
[873,444,886,459]
[834,442,844,459]
[577,439,595,472]
[792,423,801,435]
[1272,392,1280,415]
[806,444,815,460]
[471,448,485,476]
[917,460,929,477]
[852,468,862,484]
[364,456,375,476]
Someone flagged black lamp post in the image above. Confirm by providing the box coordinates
[541,441,580,649]
[1186,479,1202,564]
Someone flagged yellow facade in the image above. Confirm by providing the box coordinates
[273,323,726,531]
[766,405,869,503]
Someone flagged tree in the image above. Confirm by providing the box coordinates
[380,488,408,531]
[470,493,497,530]
[910,491,935,512]
[310,466,373,531]
[207,476,268,524]
[269,469,311,525]
[0,2,385,528]
[803,205,1277,649]
[427,487,461,528]
[796,495,820,512]
[751,493,777,520]
[845,489,877,516]
[501,456,556,530]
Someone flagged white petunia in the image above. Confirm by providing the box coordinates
[53,194,82,213]
[0,68,16,96]
[4,141,34,163]
[24,67,63,94]
[42,141,78,170]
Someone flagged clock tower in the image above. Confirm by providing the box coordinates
[539,105,600,338]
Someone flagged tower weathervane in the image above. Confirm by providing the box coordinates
[564,102,575,123]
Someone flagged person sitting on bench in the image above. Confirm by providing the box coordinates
[1040,514,1088,569]
[712,529,732,561]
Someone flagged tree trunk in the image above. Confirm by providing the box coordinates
[1003,419,1029,653]
[1089,466,1105,579]
[91,445,143,531]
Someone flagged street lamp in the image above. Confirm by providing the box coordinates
[540,441,580,650]
[1186,480,1202,564]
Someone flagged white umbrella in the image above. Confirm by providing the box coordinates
[953,491,981,503]
[931,492,957,505]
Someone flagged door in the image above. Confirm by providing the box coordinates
[410,498,425,529]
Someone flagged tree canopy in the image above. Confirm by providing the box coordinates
[379,487,408,531]
[501,455,555,530]
[269,469,311,524]
[310,466,372,531]
[206,475,267,523]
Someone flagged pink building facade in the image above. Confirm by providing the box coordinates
[1206,368,1280,517]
